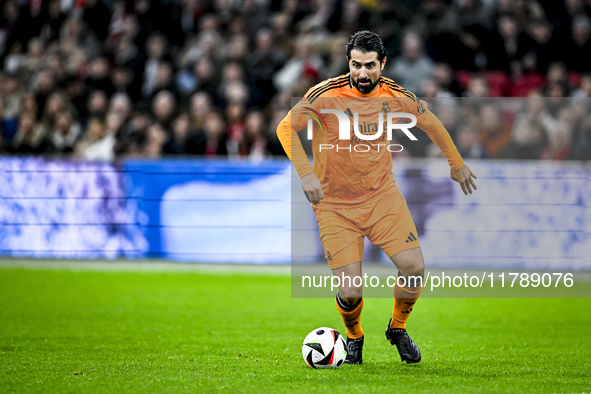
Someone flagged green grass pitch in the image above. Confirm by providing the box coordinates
[1,262,590,393]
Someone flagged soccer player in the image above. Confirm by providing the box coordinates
[276,31,477,364]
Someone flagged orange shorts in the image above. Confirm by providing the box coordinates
[312,188,420,269]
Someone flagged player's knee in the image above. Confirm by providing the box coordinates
[339,286,363,301]
[399,258,424,279]
[409,259,424,278]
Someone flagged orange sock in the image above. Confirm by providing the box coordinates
[390,275,423,329]
[335,294,364,339]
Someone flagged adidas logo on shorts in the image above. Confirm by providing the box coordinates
[405,232,418,243]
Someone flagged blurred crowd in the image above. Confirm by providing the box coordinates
[394,95,591,161]
[0,0,590,161]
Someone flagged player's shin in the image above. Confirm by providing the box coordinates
[335,293,364,339]
[390,274,423,329]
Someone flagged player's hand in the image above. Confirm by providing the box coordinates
[451,164,478,195]
[302,173,324,205]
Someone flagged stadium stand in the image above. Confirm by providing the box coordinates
[0,0,590,161]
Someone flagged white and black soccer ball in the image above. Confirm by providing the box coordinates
[302,327,347,369]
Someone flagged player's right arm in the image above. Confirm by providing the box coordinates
[276,100,324,205]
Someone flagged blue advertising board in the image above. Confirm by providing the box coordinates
[0,156,589,269]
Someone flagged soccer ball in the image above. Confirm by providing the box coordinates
[302,327,347,369]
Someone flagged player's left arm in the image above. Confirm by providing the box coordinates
[413,101,478,195]
[450,162,478,195]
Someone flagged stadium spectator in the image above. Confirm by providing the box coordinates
[569,97,591,159]
[455,122,487,159]
[432,102,461,136]
[187,18,224,63]
[511,90,558,141]
[112,35,141,80]
[492,12,533,75]
[322,34,350,81]
[420,78,454,98]
[543,62,572,97]
[497,0,546,29]
[189,92,213,131]
[164,113,191,155]
[541,122,572,160]
[571,73,591,97]
[141,122,167,159]
[151,90,177,130]
[458,0,496,32]
[464,74,490,97]
[564,15,591,73]
[109,93,133,123]
[222,80,250,108]
[273,35,323,93]
[85,56,115,98]
[141,32,172,100]
[217,62,246,106]
[413,0,459,38]
[177,0,206,36]
[0,0,30,65]
[150,62,180,102]
[86,90,108,121]
[222,33,249,64]
[500,118,548,159]
[59,17,100,60]
[105,108,126,140]
[110,65,135,102]
[42,91,72,131]
[32,68,56,121]
[20,94,39,120]
[20,38,45,80]
[477,103,512,158]
[81,0,112,42]
[192,56,220,100]
[388,32,434,94]
[1,72,22,140]
[246,28,285,106]
[47,109,82,155]
[74,115,115,161]
[432,63,464,96]
[226,102,246,157]
[239,110,268,160]
[523,18,562,75]
[117,108,150,157]
[10,110,48,154]
[0,0,589,162]
[63,76,88,122]
[198,111,228,157]
[133,0,168,48]
[270,12,293,58]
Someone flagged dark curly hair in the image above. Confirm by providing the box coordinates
[345,30,386,62]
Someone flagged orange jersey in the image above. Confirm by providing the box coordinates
[277,73,464,204]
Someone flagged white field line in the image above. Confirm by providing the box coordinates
[0,258,291,276]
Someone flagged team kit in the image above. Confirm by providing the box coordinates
[277,30,477,366]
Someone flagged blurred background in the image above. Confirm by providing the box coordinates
[0,0,589,268]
